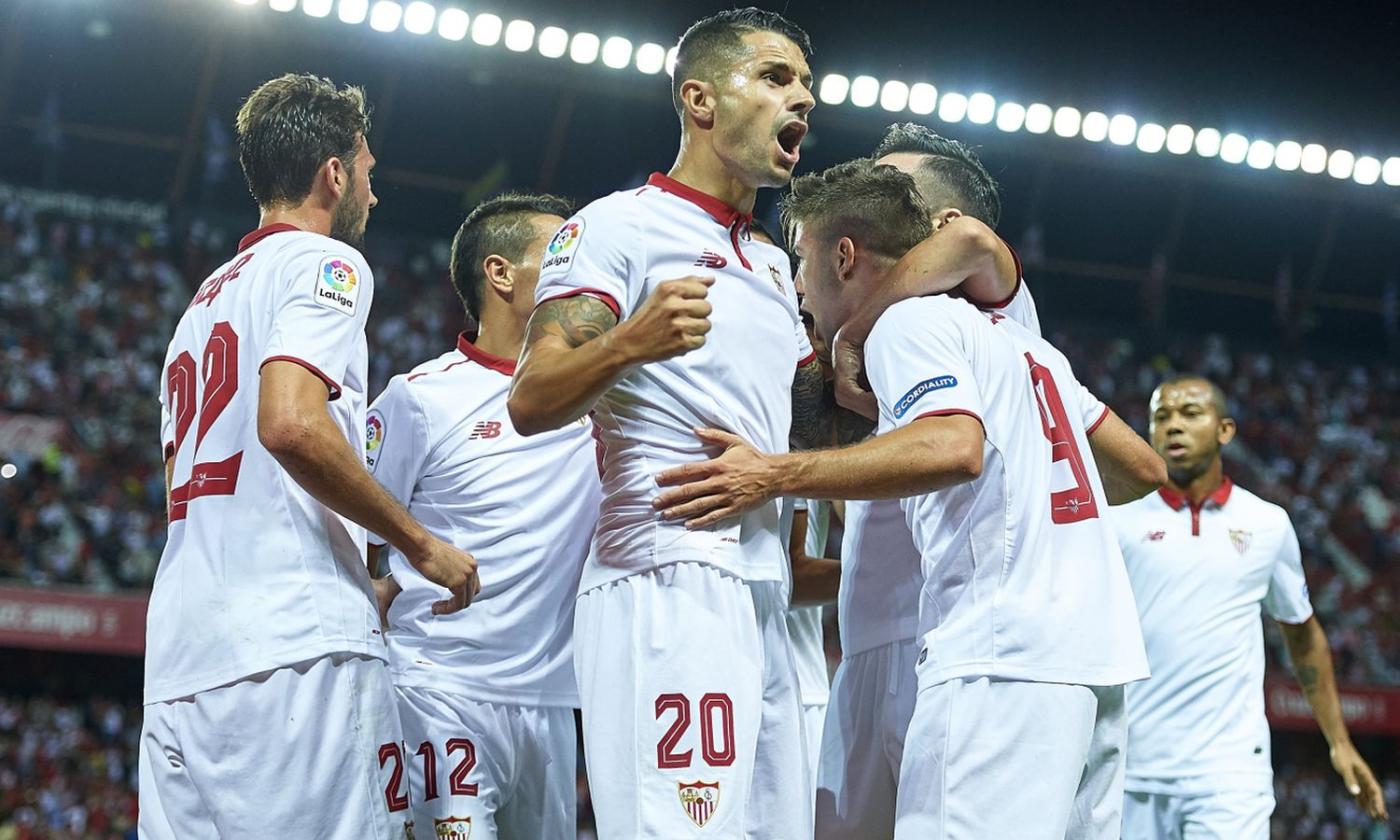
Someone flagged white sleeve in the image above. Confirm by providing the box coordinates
[1078,381,1111,435]
[260,249,373,400]
[1263,514,1314,624]
[364,377,430,547]
[974,245,1041,337]
[159,393,173,461]
[866,302,984,430]
[533,201,638,320]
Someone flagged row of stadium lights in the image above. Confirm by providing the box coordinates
[234,0,1400,188]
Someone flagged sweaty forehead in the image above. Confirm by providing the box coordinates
[1152,382,1213,410]
[739,31,811,78]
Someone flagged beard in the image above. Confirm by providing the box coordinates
[330,188,367,250]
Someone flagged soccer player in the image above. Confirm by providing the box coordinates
[1112,375,1388,837]
[364,194,598,839]
[655,160,1165,839]
[507,9,821,836]
[139,74,477,839]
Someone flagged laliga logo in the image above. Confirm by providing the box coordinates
[322,258,358,292]
[547,221,582,255]
[365,413,384,453]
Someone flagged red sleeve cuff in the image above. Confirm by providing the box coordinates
[911,408,986,436]
[1087,405,1111,435]
[537,288,622,320]
[796,349,818,369]
[971,240,1023,310]
[261,355,343,401]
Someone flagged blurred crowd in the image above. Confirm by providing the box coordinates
[0,195,1396,690]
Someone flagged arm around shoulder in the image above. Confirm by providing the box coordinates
[1088,410,1166,504]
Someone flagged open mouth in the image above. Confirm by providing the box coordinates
[1165,442,1189,458]
[776,121,808,165]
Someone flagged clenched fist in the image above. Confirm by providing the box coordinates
[619,276,715,363]
[405,536,480,615]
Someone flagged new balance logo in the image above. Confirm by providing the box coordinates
[988,312,1007,325]
[1144,530,1166,542]
[694,250,728,269]
[468,421,502,440]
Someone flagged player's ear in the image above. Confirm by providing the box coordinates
[320,156,347,202]
[931,208,962,232]
[1217,416,1237,446]
[835,236,856,282]
[483,254,514,302]
[680,78,716,129]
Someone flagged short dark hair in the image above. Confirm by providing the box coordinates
[781,158,932,259]
[872,123,1002,228]
[449,193,574,321]
[235,73,371,208]
[1156,374,1231,418]
[671,8,812,120]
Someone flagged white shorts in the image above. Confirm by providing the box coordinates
[1121,788,1273,840]
[395,685,576,840]
[138,652,409,840]
[574,561,810,839]
[801,700,827,814]
[895,677,1126,840]
[815,637,919,840]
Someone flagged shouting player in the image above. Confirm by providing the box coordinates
[655,160,1164,839]
[365,194,599,839]
[140,74,477,839]
[507,8,821,837]
[1112,375,1388,837]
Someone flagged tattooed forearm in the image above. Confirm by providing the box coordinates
[791,359,834,451]
[525,296,619,349]
[1296,664,1320,695]
[835,406,876,446]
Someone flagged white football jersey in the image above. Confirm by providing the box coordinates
[367,336,600,707]
[837,281,1041,659]
[785,498,831,705]
[864,295,1149,690]
[148,224,381,704]
[1111,479,1312,792]
[533,173,813,592]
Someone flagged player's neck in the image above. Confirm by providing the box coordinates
[256,204,332,238]
[1169,459,1225,506]
[668,145,757,216]
[471,319,524,365]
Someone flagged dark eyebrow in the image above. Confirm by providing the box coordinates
[759,59,813,88]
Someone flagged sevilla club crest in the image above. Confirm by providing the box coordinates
[679,781,721,828]
[433,816,471,839]
[1229,528,1252,555]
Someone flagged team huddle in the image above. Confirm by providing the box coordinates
[137,8,1387,840]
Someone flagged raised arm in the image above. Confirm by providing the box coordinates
[788,506,841,606]
[1279,616,1388,820]
[1088,410,1167,504]
[508,278,714,436]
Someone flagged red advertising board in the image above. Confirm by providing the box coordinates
[0,584,147,656]
[1265,679,1400,736]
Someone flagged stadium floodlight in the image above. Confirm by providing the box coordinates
[337,0,368,24]
[1081,111,1109,142]
[818,74,850,106]
[996,102,1026,133]
[1194,127,1222,158]
[1165,124,1194,155]
[1219,133,1248,164]
[402,1,434,34]
[908,83,936,115]
[1353,155,1381,185]
[1136,122,1166,153]
[850,76,880,108]
[233,0,259,6]
[1052,107,1080,138]
[1107,114,1137,146]
[1327,149,1354,179]
[437,7,468,39]
[270,0,296,11]
[570,32,600,64]
[1246,139,1275,169]
[471,13,502,46]
[538,26,568,58]
[368,0,401,32]
[967,93,996,125]
[665,46,678,76]
[1018,103,1047,134]
[937,92,968,123]
[602,36,633,68]
[302,0,333,17]
[1273,140,1302,171]
[504,19,535,52]
[880,80,909,112]
[1384,157,1400,187]
[1299,143,1327,174]
[635,42,666,74]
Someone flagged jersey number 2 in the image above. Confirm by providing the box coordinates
[165,322,243,521]
[1026,352,1099,524]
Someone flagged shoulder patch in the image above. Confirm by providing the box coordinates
[314,256,361,315]
[541,218,585,273]
[365,409,385,470]
[893,375,958,419]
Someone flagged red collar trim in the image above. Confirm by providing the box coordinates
[238,222,301,253]
[1158,475,1233,511]
[646,173,752,228]
[457,333,517,375]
